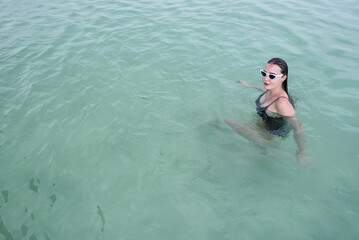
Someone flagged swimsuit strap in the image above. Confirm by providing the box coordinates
[264,96,289,109]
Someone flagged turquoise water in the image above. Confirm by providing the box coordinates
[1,0,358,239]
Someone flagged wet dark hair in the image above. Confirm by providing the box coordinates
[267,57,288,94]
[267,57,295,106]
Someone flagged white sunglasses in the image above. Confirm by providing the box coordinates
[260,69,284,80]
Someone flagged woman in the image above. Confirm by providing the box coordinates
[225,58,307,165]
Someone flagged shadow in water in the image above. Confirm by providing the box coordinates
[0,176,107,239]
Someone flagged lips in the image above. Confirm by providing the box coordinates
[264,83,270,86]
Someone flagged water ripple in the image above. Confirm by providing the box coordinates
[1,0,359,239]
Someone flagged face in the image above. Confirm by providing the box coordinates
[261,63,286,90]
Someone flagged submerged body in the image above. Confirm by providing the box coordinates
[225,58,307,165]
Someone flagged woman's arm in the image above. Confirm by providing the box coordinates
[275,98,308,166]
[286,116,308,166]
[237,80,265,92]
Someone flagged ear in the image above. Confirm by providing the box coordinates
[281,75,287,82]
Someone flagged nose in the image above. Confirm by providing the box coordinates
[263,75,270,81]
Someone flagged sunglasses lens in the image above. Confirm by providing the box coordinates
[260,71,266,77]
[269,74,276,80]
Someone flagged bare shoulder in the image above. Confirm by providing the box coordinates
[274,97,295,117]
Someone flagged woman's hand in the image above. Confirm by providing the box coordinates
[237,80,250,88]
[296,150,310,167]
[237,80,264,92]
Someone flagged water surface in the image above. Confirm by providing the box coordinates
[1,0,358,239]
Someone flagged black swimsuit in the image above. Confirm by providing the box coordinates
[255,91,294,137]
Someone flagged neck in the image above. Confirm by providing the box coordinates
[267,85,285,97]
